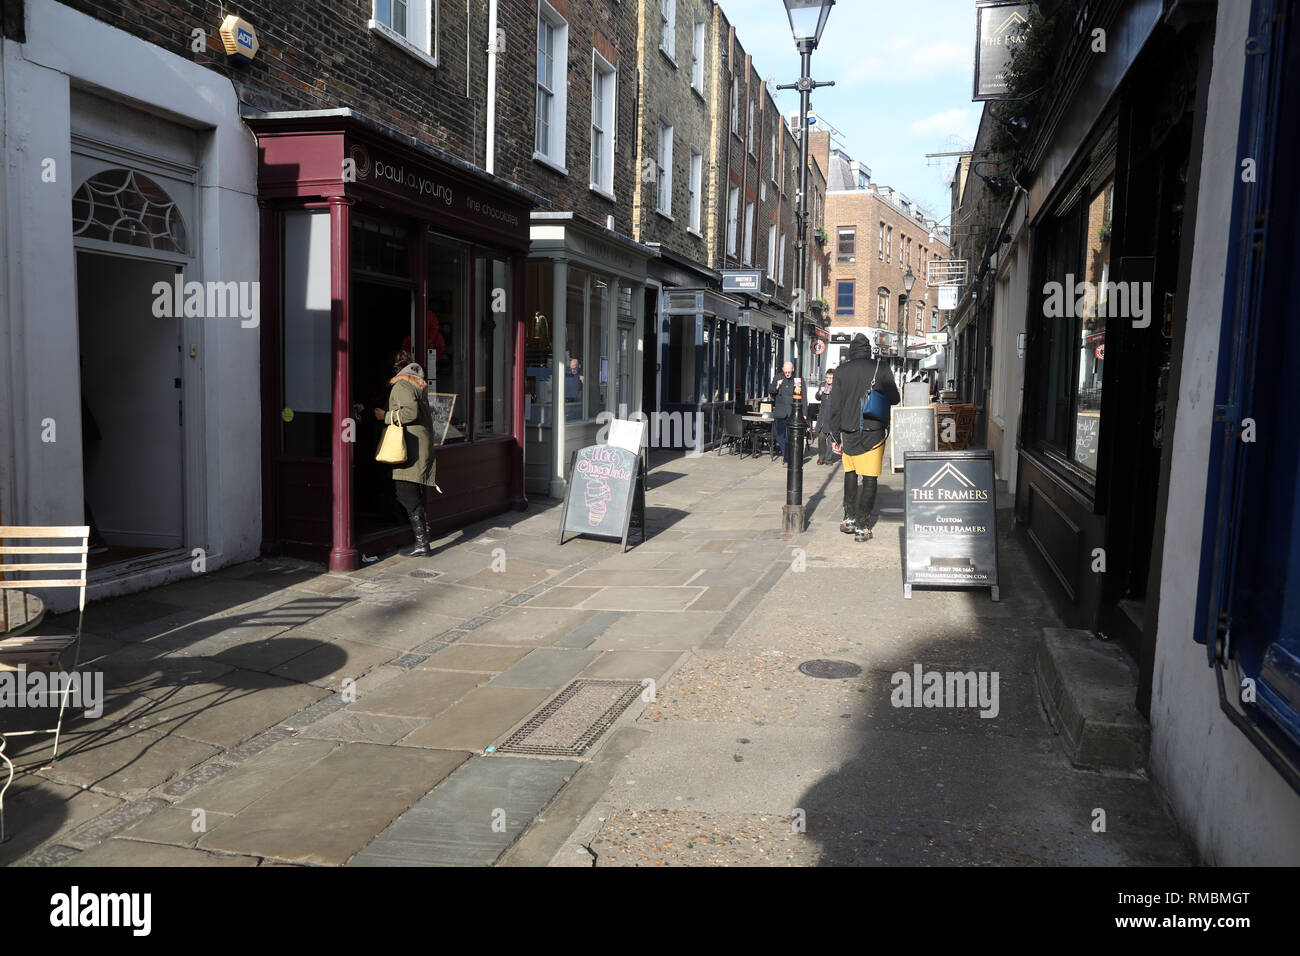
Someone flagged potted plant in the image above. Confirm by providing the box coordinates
[814,225,828,245]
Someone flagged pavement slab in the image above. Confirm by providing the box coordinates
[177,737,339,814]
[198,743,468,865]
[489,648,602,690]
[421,643,533,672]
[347,755,579,867]
[350,667,485,719]
[459,607,596,644]
[399,687,551,751]
[66,840,262,866]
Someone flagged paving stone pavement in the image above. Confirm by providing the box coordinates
[0,447,1196,867]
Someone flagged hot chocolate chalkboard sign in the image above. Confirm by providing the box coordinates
[903,449,999,601]
[890,405,937,472]
[558,444,643,552]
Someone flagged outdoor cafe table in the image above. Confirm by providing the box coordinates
[740,414,775,458]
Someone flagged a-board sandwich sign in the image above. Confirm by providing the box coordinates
[903,449,1000,601]
[890,405,937,473]
[558,444,641,552]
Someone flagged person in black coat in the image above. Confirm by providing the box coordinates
[814,368,839,465]
[769,361,796,462]
[824,333,900,541]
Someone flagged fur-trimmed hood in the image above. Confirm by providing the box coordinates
[389,372,428,391]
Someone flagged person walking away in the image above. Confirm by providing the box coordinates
[814,368,837,465]
[770,361,796,463]
[374,356,438,556]
[824,334,899,542]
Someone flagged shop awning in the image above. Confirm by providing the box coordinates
[921,347,945,370]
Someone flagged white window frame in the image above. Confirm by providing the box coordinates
[779,234,787,287]
[660,0,676,62]
[369,0,438,68]
[767,222,777,280]
[770,133,777,182]
[727,185,739,256]
[691,20,705,93]
[656,120,674,218]
[747,98,755,155]
[688,150,703,235]
[742,199,755,265]
[533,2,569,174]
[589,51,616,199]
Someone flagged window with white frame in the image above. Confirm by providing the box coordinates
[770,133,777,181]
[590,53,615,196]
[742,199,754,265]
[767,223,777,279]
[727,185,739,256]
[535,4,568,169]
[660,0,675,60]
[692,20,705,92]
[369,0,438,65]
[656,121,674,216]
[779,235,787,286]
[879,221,885,259]
[731,76,740,134]
[747,98,755,154]
[688,150,702,233]
[886,225,892,262]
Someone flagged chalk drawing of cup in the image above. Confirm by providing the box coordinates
[585,476,612,524]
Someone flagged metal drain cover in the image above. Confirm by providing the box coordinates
[798,659,862,679]
[408,570,441,579]
[497,679,643,756]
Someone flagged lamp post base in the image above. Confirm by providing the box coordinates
[782,504,806,535]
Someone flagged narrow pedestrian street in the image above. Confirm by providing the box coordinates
[0,450,1192,867]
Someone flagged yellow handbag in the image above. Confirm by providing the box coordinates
[376,422,407,464]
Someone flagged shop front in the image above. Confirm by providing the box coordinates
[525,214,652,498]
[249,112,539,570]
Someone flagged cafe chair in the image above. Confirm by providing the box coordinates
[0,526,89,843]
[717,412,748,457]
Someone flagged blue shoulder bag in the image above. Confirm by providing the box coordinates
[859,358,895,426]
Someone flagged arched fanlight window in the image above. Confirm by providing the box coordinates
[72,168,190,254]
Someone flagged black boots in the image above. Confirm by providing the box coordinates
[854,476,878,542]
[406,510,431,557]
[840,472,858,534]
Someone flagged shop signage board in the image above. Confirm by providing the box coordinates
[903,450,999,601]
[938,284,959,310]
[559,444,642,552]
[890,405,937,473]
[721,270,763,293]
[973,2,1033,102]
[429,393,456,445]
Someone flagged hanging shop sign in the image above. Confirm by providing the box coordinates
[973,2,1033,102]
[813,339,826,355]
[938,284,959,310]
[904,449,1000,601]
[721,269,763,293]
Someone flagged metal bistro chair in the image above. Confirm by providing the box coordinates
[717,411,748,456]
[0,526,89,843]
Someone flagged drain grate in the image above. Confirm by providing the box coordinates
[798,659,862,679]
[408,569,442,579]
[497,679,643,757]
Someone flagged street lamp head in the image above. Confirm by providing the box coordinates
[903,266,916,294]
[783,0,835,49]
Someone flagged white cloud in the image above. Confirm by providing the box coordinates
[910,107,977,139]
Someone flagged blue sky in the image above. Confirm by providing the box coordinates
[722,0,980,221]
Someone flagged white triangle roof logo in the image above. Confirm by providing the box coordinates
[922,461,976,489]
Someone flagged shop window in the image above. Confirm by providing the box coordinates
[72,168,190,254]
[353,215,410,278]
[474,254,513,438]
[1073,180,1113,470]
[281,210,332,459]
[666,313,696,405]
[426,232,469,443]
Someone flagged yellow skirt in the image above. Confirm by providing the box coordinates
[842,438,886,477]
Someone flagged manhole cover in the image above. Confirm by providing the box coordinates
[798,659,862,679]
[497,679,643,756]
[408,570,441,579]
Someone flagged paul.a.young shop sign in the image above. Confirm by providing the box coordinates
[349,142,454,205]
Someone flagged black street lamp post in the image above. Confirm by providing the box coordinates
[898,266,916,380]
[778,0,835,535]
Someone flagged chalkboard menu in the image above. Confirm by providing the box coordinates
[903,450,999,601]
[429,392,457,445]
[889,405,937,472]
[558,444,642,552]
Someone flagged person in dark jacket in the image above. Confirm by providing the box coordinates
[824,333,899,541]
[814,368,838,465]
[770,361,795,462]
[371,355,439,556]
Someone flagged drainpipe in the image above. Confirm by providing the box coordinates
[486,0,498,174]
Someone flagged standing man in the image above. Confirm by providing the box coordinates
[770,361,796,464]
[825,333,899,542]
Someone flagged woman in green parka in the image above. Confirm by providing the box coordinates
[373,354,438,556]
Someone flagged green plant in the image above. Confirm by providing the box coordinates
[814,225,828,244]
[987,1,1079,164]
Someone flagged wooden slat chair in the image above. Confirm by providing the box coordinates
[954,405,978,450]
[934,404,958,450]
[0,526,89,843]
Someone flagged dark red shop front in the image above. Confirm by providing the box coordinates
[249,113,538,570]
